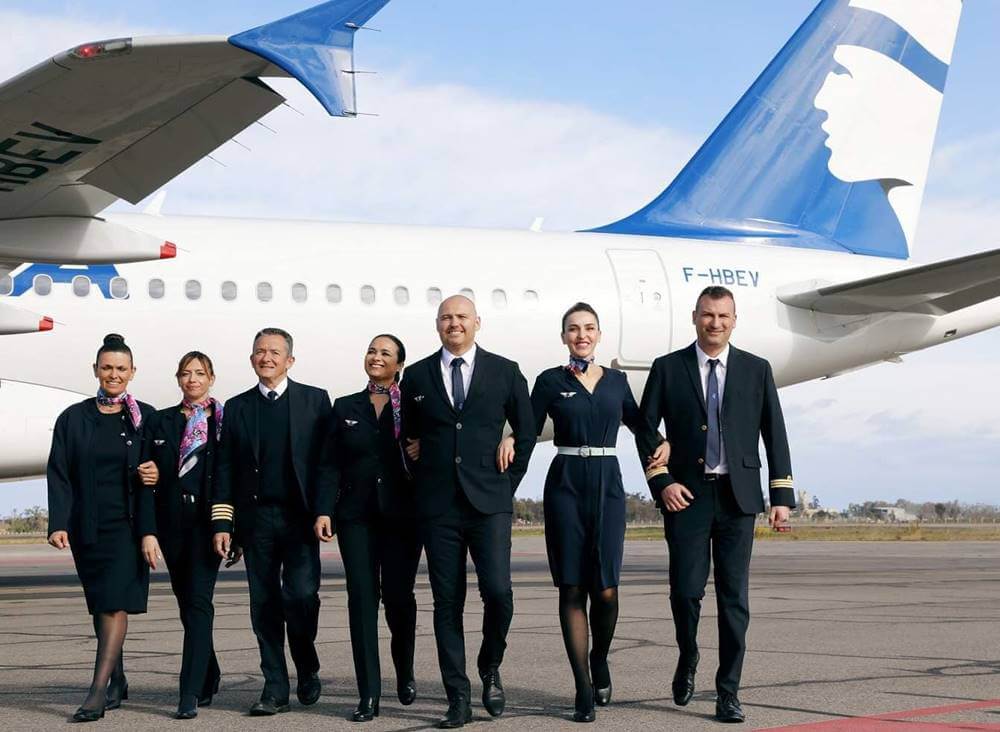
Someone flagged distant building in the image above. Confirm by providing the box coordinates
[872,506,919,523]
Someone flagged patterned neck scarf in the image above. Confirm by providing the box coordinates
[179,398,224,476]
[368,381,402,439]
[96,389,142,430]
[566,355,595,375]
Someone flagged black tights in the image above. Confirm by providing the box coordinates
[81,612,127,711]
[558,585,619,701]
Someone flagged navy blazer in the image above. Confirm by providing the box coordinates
[46,398,157,546]
[401,346,536,519]
[212,379,332,540]
[315,389,413,523]
[637,343,795,514]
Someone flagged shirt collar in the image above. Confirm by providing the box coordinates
[258,377,289,399]
[695,342,730,369]
[441,343,477,368]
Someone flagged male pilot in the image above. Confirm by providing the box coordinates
[636,286,794,724]
[212,328,332,715]
[401,295,536,729]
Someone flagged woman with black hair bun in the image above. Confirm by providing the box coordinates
[314,334,423,723]
[46,333,159,723]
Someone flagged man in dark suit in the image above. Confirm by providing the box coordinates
[401,295,536,729]
[211,327,332,715]
[636,286,794,724]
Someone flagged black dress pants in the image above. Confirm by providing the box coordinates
[337,516,422,700]
[159,513,222,698]
[663,475,755,697]
[422,492,513,702]
[243,504,322,700]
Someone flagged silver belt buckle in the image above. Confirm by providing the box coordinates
[579,445,591,458]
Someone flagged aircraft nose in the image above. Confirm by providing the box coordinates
[0,380,84,479]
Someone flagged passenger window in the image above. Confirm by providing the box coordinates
[221,281,238,301]
[257,282,273,302]
[326,284,342,304]
[394,286,409,306]
[291,282,308,303]
[33,275,52,296]
[524,289,539,303]
[492,289,507,308]
[185,280,202,300]
[427,287,442,305]
[459,288,475,301]
[110,277,128,299]
[0,274,13,296]
[360,285,376,305]
[72,276,91,297]
[148,278,165,299]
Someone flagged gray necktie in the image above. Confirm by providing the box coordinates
[451,357,466,410]
[706,359,721,469]
[268,390,277,401]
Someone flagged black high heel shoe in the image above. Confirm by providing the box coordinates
[198,674,220,707]
[72,704,106,723]
[105,676,128,710]
[397,677,416,706]
[176,694,199,720]
[573,688,595,723]
[351,697,379,722]
[591,661,612,707]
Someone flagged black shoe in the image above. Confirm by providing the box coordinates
[105,676,128,710]
[480,668,505,717]
[249,695,290,716]
[591,660,612,707]
[437,697,473,729]
[672,652,699,706]
[72,705,105,723]
[573,687,595,723]
[198,673,220,707]
[397,678,417,706]
[715,693,745,723]
[175,694,199,720]
[296,672,321,706]
[351,697,380,722]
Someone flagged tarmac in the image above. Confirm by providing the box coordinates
[1,537,999,730]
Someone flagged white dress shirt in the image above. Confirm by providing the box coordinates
[695,343,729,475]
[258,377,289,400]
[440,344,477,407]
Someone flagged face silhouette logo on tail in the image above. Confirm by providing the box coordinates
[815,0,962,250]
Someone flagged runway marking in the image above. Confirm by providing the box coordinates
[760,698,1000,730]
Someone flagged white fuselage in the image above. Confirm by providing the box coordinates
[3,212,999,479]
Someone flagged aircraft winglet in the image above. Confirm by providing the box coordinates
[229,0,391,117]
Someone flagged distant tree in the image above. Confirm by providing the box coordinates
[809,495,821,510]
[934,502,947,521]
[4,506,48,533]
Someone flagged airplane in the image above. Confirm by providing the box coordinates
[1,0,994,482]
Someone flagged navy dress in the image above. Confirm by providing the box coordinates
[531,366,646,590]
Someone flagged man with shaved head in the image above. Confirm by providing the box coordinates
[402,294,536,728]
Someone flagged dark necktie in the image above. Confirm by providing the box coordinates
[268,390,277,401]
[706,359,721,469]
[451,357,466,410]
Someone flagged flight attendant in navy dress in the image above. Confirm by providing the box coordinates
[500,303,667,722]
[46,334,159,723]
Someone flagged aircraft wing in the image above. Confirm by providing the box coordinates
[778,248,1000,316]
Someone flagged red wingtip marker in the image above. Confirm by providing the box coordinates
[39,316,54,332]
[160,241,177,259]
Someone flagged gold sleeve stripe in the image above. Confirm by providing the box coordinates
[769,479,794,488]
[211,504,234,520]
[645,466,669,480]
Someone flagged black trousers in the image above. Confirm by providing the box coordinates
[243,504,322,700]
[337,516,422,700]
[421,491,513,702]
[159,512,222,698]
[663,475,755,697]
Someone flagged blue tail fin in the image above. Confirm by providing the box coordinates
[590,0,963,259]
[229,0,390,117]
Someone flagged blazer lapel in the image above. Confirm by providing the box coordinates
[355,390,378,426]
[431,349,457,414]
[167,405,186,462]
[462,347,490,410]
[287,379,300,460]
[721,347,740,419]
[242,390,260,464]
[682,344,707,416]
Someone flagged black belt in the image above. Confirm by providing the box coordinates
[702,473,730,482]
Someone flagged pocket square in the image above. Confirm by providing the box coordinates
[560,392,577,398]
[154,439,166,446]
[344,419,359,427]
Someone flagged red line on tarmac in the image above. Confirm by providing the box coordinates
[757,698,1000,731]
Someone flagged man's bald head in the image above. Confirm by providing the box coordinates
[437,294,481,355]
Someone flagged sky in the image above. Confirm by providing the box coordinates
[3,0,1000,514]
